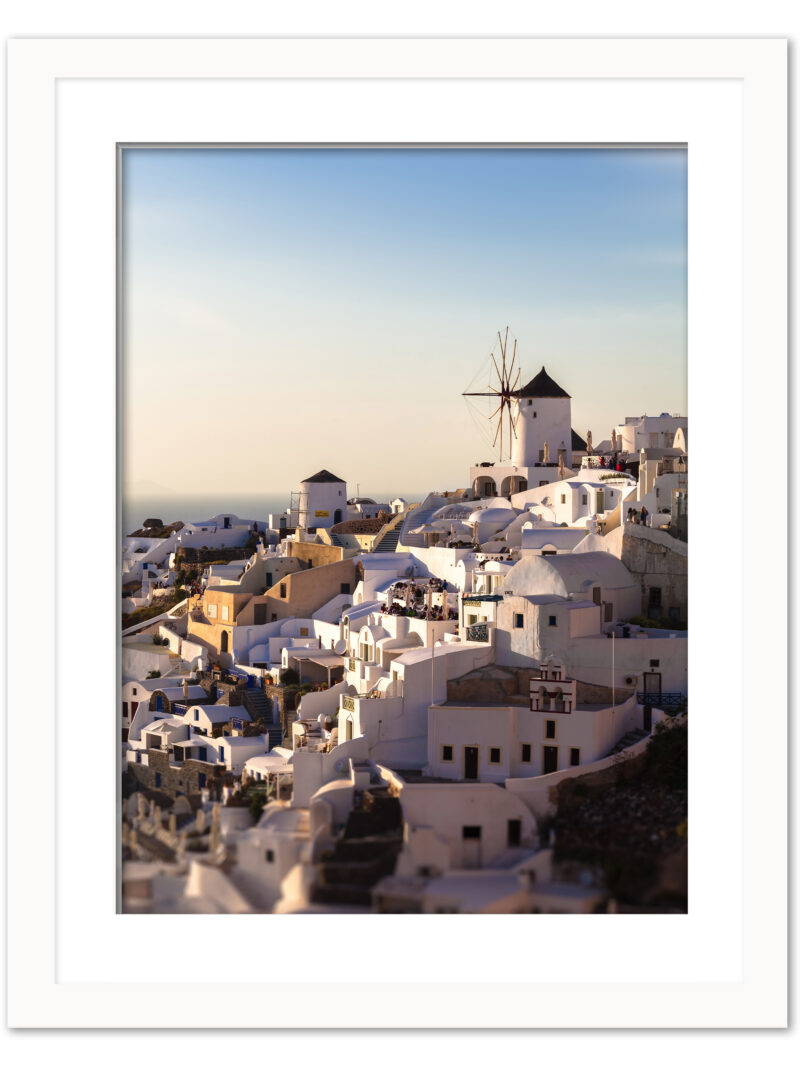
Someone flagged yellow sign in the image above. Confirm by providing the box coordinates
[314,510,330,518]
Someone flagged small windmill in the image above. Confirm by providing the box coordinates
[462,327,521,461]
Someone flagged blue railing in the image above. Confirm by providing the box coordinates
[637,692,685,708]
[467,623,489,643]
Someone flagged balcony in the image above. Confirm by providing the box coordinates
[466,623,489,643]
[636,691,685,709]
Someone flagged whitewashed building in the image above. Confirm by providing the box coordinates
[613,414,687,455]
[426,664,650,782]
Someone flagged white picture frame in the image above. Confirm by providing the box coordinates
[6,37,787,1029]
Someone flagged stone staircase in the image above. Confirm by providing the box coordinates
[243,687,284,749]
[372,525,401,553]
[372,509,410,554]
[310,785,404,908]
[606,728,650,758]
[396,496,449,549]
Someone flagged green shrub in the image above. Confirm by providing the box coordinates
[645,719,688,792]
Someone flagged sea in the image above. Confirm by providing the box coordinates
[122,491,425,536]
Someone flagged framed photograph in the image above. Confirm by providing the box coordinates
[6,37,787,1028]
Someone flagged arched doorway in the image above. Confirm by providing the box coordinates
[501,475,528,496]
[473,476,497,498]
[221,631,229,654]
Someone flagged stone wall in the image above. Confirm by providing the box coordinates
[446,665,540,706]
[126,750,225,799]
[446,668,636,709]
[574,680,636,705]
[148,689,212,714]
[286,541,347,567]
[176,544,255,565]
[608,524,687,624]
[201,678,246,705]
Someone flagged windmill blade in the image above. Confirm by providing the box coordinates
[490,352,502,385]
[507,405,518,440]
[508,339,517,383]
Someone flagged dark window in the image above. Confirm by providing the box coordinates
[521,743,532,763]
[650,659,660,668]
[155,773,161,788]
[340,583,350,595]
[570,748,580,766]
[441,745,453,762]
[545,720,556,739]
[507,819,522,847]
[582,494,588,505]
[132,688,137,696]
[548,615,557,627]
[462,826,481,840]
[489,747,501,764]
[265,850,275,863]
[135,751,141,764]
[648,586,662,611]
[271,613,277,622]
[122,702,129,718]
[514,613,524,629]
[280,583,287,599]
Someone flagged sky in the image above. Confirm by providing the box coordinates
[121,147,687,501]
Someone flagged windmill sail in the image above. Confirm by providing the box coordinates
[463,327,520,461]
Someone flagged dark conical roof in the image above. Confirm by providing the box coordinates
[513,366,571,399]
[301,469,345,484]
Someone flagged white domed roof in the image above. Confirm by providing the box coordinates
[468,507,517,525]
[472,496,516,511]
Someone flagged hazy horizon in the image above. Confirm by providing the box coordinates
[122,146,687,499]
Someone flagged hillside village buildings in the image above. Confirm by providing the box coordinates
[121,359,688,915]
